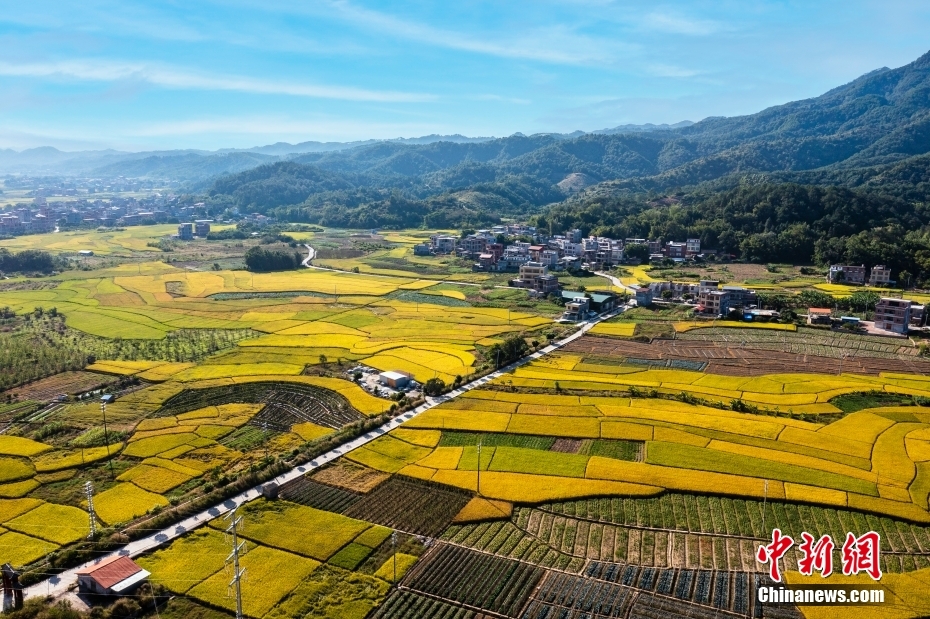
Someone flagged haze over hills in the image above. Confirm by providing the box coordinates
[0,123,695,178]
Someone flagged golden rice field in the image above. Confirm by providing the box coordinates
[493,354,930,411]
[378,367,930,523]
[136,499,400,618]
[0,258,551,389]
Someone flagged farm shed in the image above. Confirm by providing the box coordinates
[807,308,832,325]
[378,371,410,389]
[76,556,149,596]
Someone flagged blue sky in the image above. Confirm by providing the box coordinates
[1,1,928,151]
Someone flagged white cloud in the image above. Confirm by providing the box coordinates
[641,11,723,36]
[0,59,434,102]
[318,0,635,65]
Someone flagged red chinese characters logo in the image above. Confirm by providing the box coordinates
[757,530,883,582]
[842,531,882,580]
[798,532,835,577]
[757,529,794,582]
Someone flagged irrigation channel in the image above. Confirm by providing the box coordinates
[24,298,630,600]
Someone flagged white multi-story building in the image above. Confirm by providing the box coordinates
[869,265,893,286]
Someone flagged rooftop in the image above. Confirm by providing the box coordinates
[378,371,408,381]
[76,556,147,590]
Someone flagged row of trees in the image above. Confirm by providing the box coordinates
[757,289,883,313]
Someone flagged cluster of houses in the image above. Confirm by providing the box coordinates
[175,221,212,240]
[0,195,219,237]
[415,228,707,274]
[808,298,926,335]
[631,279,769,317]
[827,264,894,286]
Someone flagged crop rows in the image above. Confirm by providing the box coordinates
[564,335,930,376]
[445,509,755,572]
[5,371,114,402]
[219,425,278,451]
[402,544,543,616]
[253,386,362,430]
[626,358,707,372]
[443,516,585,571]
[521,564,793,619]
[343,475,472,537]
[278,476,362,513]
[446,495,930,574]
[542,494,930,571]
[370,591,479,619]
[155,382,363,431]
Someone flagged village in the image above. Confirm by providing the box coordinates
[420,226,926,337]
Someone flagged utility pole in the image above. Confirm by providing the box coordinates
[476,439,482,496]
[84,481,97,538]
[761,480,769,537]
[263,419,269,461]
[225,508,247,619]
[101,402,115,479]
[391,530,397,583]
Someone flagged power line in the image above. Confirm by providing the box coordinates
[224,507,246,619]
[84,481,97,539]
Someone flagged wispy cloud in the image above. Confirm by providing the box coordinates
[640,11,723,36]
[0,59,434,102]
[320,0,634,65]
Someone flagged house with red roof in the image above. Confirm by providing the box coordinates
[76,555,149,596]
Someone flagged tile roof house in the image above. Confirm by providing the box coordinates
[76,556,149,596]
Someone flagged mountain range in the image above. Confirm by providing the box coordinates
[0,123,695,178]
[6,49,930,273]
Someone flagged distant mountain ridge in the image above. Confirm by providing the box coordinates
[0,123,695,178]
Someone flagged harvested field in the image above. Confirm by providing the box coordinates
[311,460,389,493]
[343,475,472,536]
[564,334,930,376]
[4,371,114,401]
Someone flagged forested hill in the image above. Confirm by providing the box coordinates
[200,49,930,249]
[538,182,930,276]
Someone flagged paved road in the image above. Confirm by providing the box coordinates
[301,243,316,267]
[594,270,638,294]
[24,303,623,601]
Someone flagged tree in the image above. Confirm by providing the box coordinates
[843,290,881,312]
[318,354,328,365]
[244,246,302,272]
[489,335,529,368]
[624,244,649,263]
[796,289,835,309]
[423,377,445,396]
[660,289,674,300]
